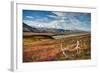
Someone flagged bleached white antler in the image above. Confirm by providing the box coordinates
[60,43,68,58]
[74,40,81,54]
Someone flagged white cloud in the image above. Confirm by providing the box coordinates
[51,11,90,31]
[52,12,66,17]
[47,15,57,18]
[25,16,34,19]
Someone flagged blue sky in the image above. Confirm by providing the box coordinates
[23,10,91,31]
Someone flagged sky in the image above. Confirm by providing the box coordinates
[23,10,91,32]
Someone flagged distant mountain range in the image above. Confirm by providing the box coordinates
[23,23,87,33]
[23,23,39,32]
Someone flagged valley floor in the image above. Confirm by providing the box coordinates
[23,32,91,62]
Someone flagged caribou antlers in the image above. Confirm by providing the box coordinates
[60,40,81,58]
